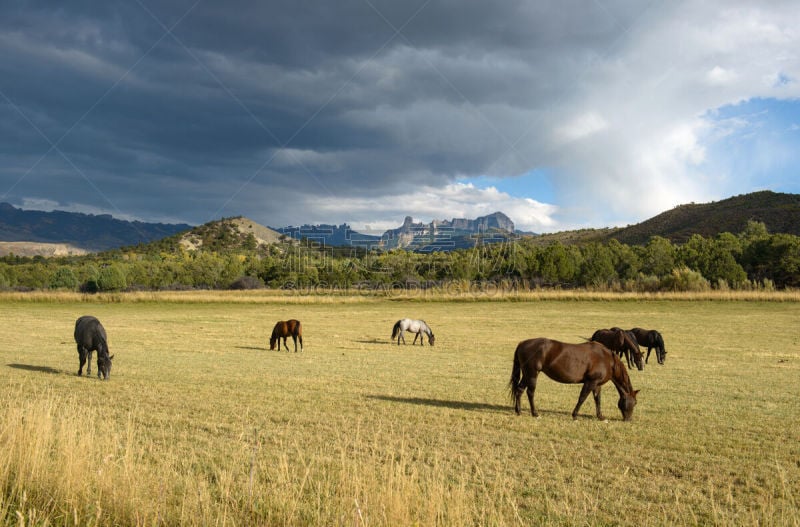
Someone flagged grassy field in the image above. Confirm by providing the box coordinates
[0,292,798,526]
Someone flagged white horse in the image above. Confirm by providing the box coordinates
[391,318,435,346]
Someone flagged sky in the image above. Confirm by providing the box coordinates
[1,1,799,235]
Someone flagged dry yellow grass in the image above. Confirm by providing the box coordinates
[1,288,799,304]
[0,295,798,526]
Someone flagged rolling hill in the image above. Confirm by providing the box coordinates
[526,191,800,246]
[606,190,800,244]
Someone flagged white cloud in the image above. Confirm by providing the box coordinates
[4,2,800,230]
[556,112,609,143]
[706,66,737,85]
[301,182,558,234]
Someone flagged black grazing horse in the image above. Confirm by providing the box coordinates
[74,315,113,380]
[590,327,644,371]
[270,319,303,352]
[509,338,639,421]
[630,328,667,365]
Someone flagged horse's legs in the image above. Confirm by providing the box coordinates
[77,346,87,376]
[592,386,605,420]
[513,375,523,414]
[645,346,652,364]
[292,336,298,353]
[86,349,93,376]
[572,382,596,420]
[398,332,405,345]
[624,350,633,369]
[526,372,539,417]
[298,335,303,351]
[412,332,419,345]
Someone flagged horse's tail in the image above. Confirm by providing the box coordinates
[391,320,401,340]
[294,320,302,337]
[508,346,523,402]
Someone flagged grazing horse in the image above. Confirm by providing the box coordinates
[270,319,303,352]
[509,338,639,421]
[391,318,435,346]
[74,315,113,380]
[590,327,644,371]
[630,328,667,365]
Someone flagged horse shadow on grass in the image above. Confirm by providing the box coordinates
[367,394,582,419]
[366,394,509,413]
[355,338,391,346]
[234,346,269,352]
[8,363,63,375]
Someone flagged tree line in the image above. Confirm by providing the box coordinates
[0,221,797,292]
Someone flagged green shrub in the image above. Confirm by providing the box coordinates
[96,265,128,292]
[50,266,78,290]
[661,266,710,292]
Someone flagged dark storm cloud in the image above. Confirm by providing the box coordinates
[2,1,799,230]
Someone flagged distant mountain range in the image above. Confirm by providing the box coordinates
[0,203,192,252]
[272,223,381,249]
[273,211,517,251]
[1,191,799,256]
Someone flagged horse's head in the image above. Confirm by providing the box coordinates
[97,353,113,380]
[617,389,639,421]
[656,332,667,364]
[269,336,277,350]
[428,334,435,346]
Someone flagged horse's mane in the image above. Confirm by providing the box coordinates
[611,355,634,395]
[98,333,109,354]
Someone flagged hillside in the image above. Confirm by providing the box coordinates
[607,191,800,244]
[0,203,191,251]
[0,241,88,257]
[521,191,800,246]
[174,217,286,252]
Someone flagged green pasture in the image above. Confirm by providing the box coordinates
[1,295,798,526]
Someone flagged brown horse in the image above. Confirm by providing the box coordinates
[270,319,303,352]
[591,327,644,371]
[509,338,639,421]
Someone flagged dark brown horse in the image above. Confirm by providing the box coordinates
[629,328,666,364]
[509,338,639,421]
[270,319,303,352]
[590,327,644,371]
[74,315,113,380]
